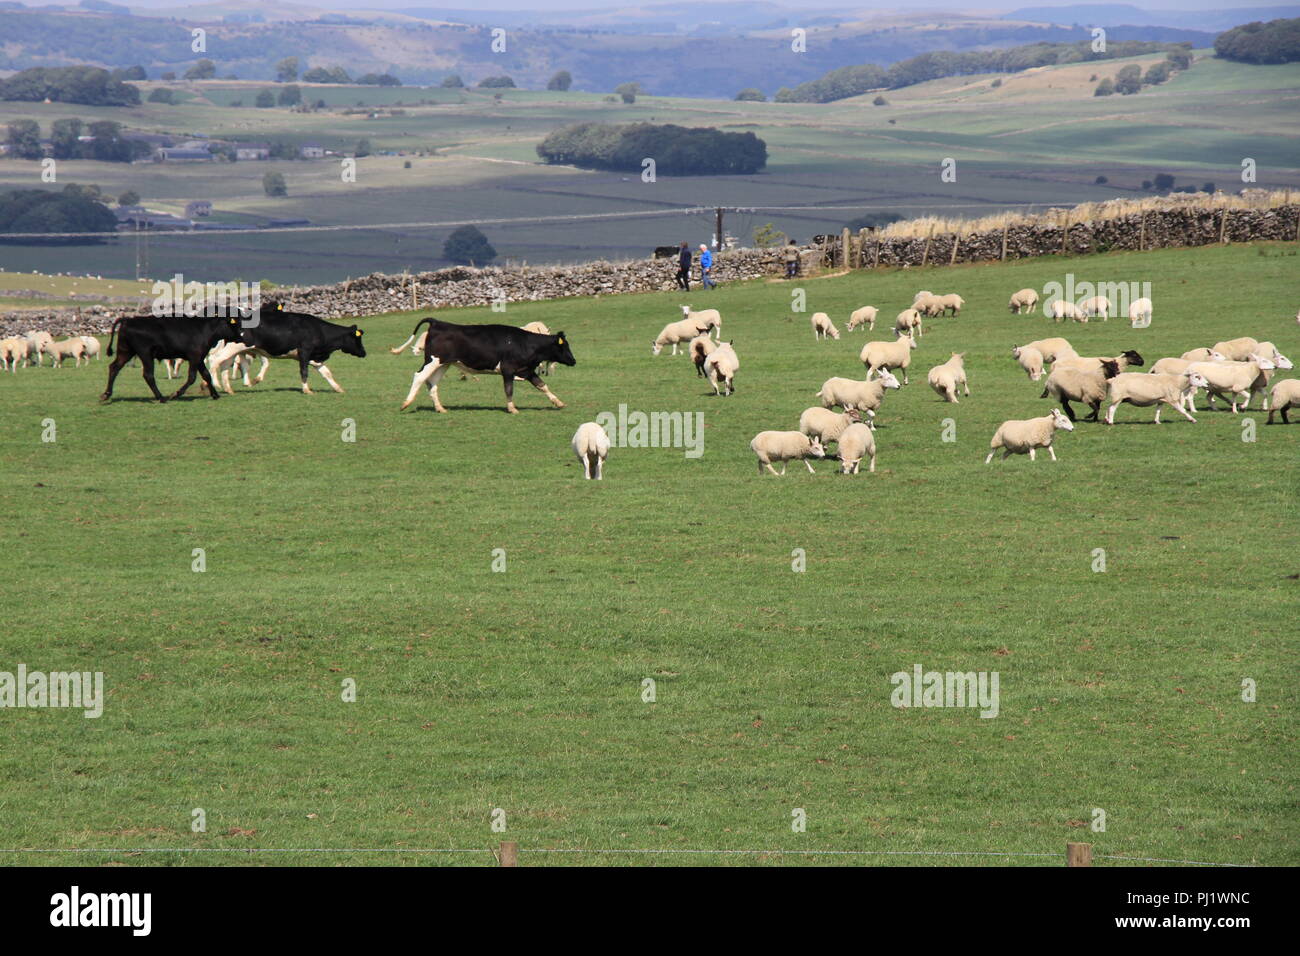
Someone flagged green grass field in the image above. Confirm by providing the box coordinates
[1,242,1295,866]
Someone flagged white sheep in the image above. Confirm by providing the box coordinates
[836,422,877,474]
[521,321,550,334]
[1128,297,1153,325]
[1188,357,1276,412]
[750,431,826,476]
[1078,295,1111,321]
[1253,342,1292,369]
[1008,288,1039,314]
[1105,370,1209,424]
[927,352,969,403]
[24,330,52,366]
[1053,349,1145,375]
[861,333,917,384]
[78,335,101,361]
[1012,345,1044,381]
[653,316,712,356]
[893,308,923,339]
[46,337,87,368]
[847,306,878,331]
[207,341,345,395]
[1040,360,1121,422]
[1212,337,1262,361]
[935,293,965,316]
[704,341,738,396]
[913,293,944,317]
[1179,348,1227,362]
[815,369,901,425]
[799,406,861,447]
[985,409,1074,463]
[1266,379,1300,424]
[1022,338,1077,363]
[571,422,611,480]
[680,305,721,340]
[0,336,26,372]
[689,334,717,377]
[811,312,840,340]
[1048,299,1087,323]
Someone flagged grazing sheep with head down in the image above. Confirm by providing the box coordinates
[847,306,878,331]
[46,337,87,368]
[1022,338,1077,363]
[811,312,840,340]
[1128,297,1152,325]
[1078,296,1111,321]
[927,352,969,403]
[815,369,901,424]
[799,406,861,448]
[861,333,918,384]
[985,408,1074,463]
[681,305,721,340]
[704,341,739,396]
[1266,379,1300,424]
[836,423,877,474]
[1008,288,1039,314]
[1039,359,1121,422]
[1012,345,1045,381]
[936,293,965,316]
[572,421,611,480]
[750,431,826,476]
[689,334,717,377]
[1105,370,1209,424]
[913,293,944,317]
[1048,299,1088,323]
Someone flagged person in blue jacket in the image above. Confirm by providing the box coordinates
[699,244,717,289]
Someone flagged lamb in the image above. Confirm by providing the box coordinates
[811,312,840,340]
[46,337,87,368]
[861,333,918,384]
[78,335,101,361]
[1179,348,1228,363]
[1012,345,1045,381]
[1021,338,1077,363]
[927,352,969,403]
[1048,299,1088,323]
[1128,297,1153,325]
[1187,357,1276,412]
[985,408,1074,463]
[1105,370,1209,424]
[1039,359,1121,422]
[1078,295,1111,321]
[703,341,738,396]
[1266,379,1300,424]
[1053,349,1144,375]
[799,406,861,448]
[913,293,944,317]
[893,308,923,339]
[653,317,712,356]
[815,369,901,424]
[750,431,826,476]
[935,293,965,316]
[847,306,878,331]
[689,334,717,377]
[836,423,877,474]
[24,330,53,366]
[680,305,721,340]
[1008,288,1039,314]
[571,421,611,480]
[0,336,27,372]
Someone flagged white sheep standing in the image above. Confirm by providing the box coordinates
[847,306,878,331]
[680,305,721,341]
[1213,338,1293,369]
[1078,295,1111,321]
[861,333,918,384]
[750,431,826,476]
[1048,299,1088,323]
[1022,338,1077,363]
[1012,345,1045,381]
[571,422,611,480]
[653,316,712,355]
[1179,348,1228,362]
[985,409,1074,463]
[1105,370,1209,424]
[1128,297,1153,325]
[78,335,101,361]
[1008,288,1039,314]
[935,293,965,316]
[1266,379,1300,424]
[798,407,861,448]
[815,369,901,426]
[704,341,739,396]
[0,336,26,372]
[811,312,840,340]
[893,308,923,339]
[1040,360,1121,422]
[1188,357,1276,412]
[24,330,53,366]
[913,293,944,317]
[927,352,969,403]
[836,422,877,474]
[46,337,87,368]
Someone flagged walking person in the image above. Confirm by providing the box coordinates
[699,243,717,290]
[675,241,691,291]
[783,239,800,279]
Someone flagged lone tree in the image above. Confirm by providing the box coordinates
[276,57,299,83]
[263,171,287,197]
[443,225,496,265]
[277,84,302,106]
[184,59,216,81]
[1094,77,1115,96]
[441,74,464,88]
[1153,172,1175,192]
[734,88,765,102]
[255,89,275,108]
[547,70,573,91]
[117,189,140,206]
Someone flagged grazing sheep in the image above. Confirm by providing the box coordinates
[750,431,826,476]
[1188,357,1276,412]
[893,308,923,339]
[1128,297,1153,324]
[936,293,965,316]
[799,406,861,447]
[25,330,52,366]
[680,305,722,341]
[1266,379,1300,424]
[704,341,738,396]
[815,369,901,424]
[1039,359,1121,422]
[689,334,717,377]
[1012,345,1045,381]
[1022,338,1077,363]
[927,352,969,403]
[653,316,712,356]
[0,336,27,372]
[46,337,87,368]
[847,306,878,331]
[78,336,101,361]
[1078,295,1111,321]
[861,333,918,384]
[837,422,877,474]
[811,312,840,341]
[985,408,1074,463]
[1008,288,1039,314]
[571,421,611,480]
[1054,349,1144,374]
[1048,299,1088,323]
[1105,370,1209,424]
[1180,348,1228,363]
[913,293,944,317]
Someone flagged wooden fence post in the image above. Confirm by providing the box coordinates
[841,227,851,269]
[949,233,960,265]
[411,279,418,310]
[1060,212,1070,254]
[872,239,881,269]
[1066,842,1092,867]
[1219,209,1230,244]
[499,841,518,867]
[1138,214,1146,252]
[1000,223,1009,261]
[921,225,934,267]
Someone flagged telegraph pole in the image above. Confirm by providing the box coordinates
[714,207,724,249]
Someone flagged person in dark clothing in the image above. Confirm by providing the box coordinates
[675,242,692,291]
[783,239,800,279]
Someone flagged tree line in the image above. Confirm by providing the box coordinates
[536,122,767,175]
[1214,18,1300,64]
[0,66,141,106]
[0,186,118,243]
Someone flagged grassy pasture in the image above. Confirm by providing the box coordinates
[0,242,1295,866]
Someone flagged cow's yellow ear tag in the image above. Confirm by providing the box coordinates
[558,337,564,345]
[355,329,362,336]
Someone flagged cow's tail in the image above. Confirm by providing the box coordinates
[106,319,123,357]
[406,318,435,355]
[390,333,416,354]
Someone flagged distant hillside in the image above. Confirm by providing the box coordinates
[1005,4,1300,32]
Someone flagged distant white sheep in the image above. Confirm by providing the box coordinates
[861,333,918,384]
[78,335,101,361]
[1008,288,1039,314]
[46,337,87,368]
[985,409,1074,463]
[1078,295,1111,321]
[1266,379,1300,424]
[1012,345,1044,381]
[927,352,969,403]
[1022,337,1077,363]
[1128,297,1153,324]
[0,336,26,372]
[24,330,52,366]
[836,422,877,474]
[935,293,965,316]
[1048,299,1087,323]
[680,305,721,340]
[704,341,739,396]
[571,422,611,480]
[653,316,712,356]
[750,431,826,476]
[847,306,878,331]
[811,312,840,340]
[913,293,944,317]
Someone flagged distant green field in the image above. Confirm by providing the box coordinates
[1,242,1295,866]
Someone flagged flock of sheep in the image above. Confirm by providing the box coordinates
[1,330,101,370]
[571,288,1297,479]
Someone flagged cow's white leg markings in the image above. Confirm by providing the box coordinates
[402,358,442,409]
[316,364,344,393]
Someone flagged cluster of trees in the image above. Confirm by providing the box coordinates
[0,186,118,243]
[478,76,516,88]
[442,225,496,265]
[772,40,1194,103]
[1140,173,1216,194]
[547,71,572,91]
[537,122,767,175]
[0,65,141,106]
[4,118,147,163]
[1094,50,1191,96]
[734,88,765,102]
[1214,18,1300,64]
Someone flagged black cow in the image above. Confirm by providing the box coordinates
[237,305,366,393]
[399,318,576,414]
[101,314,240,402]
